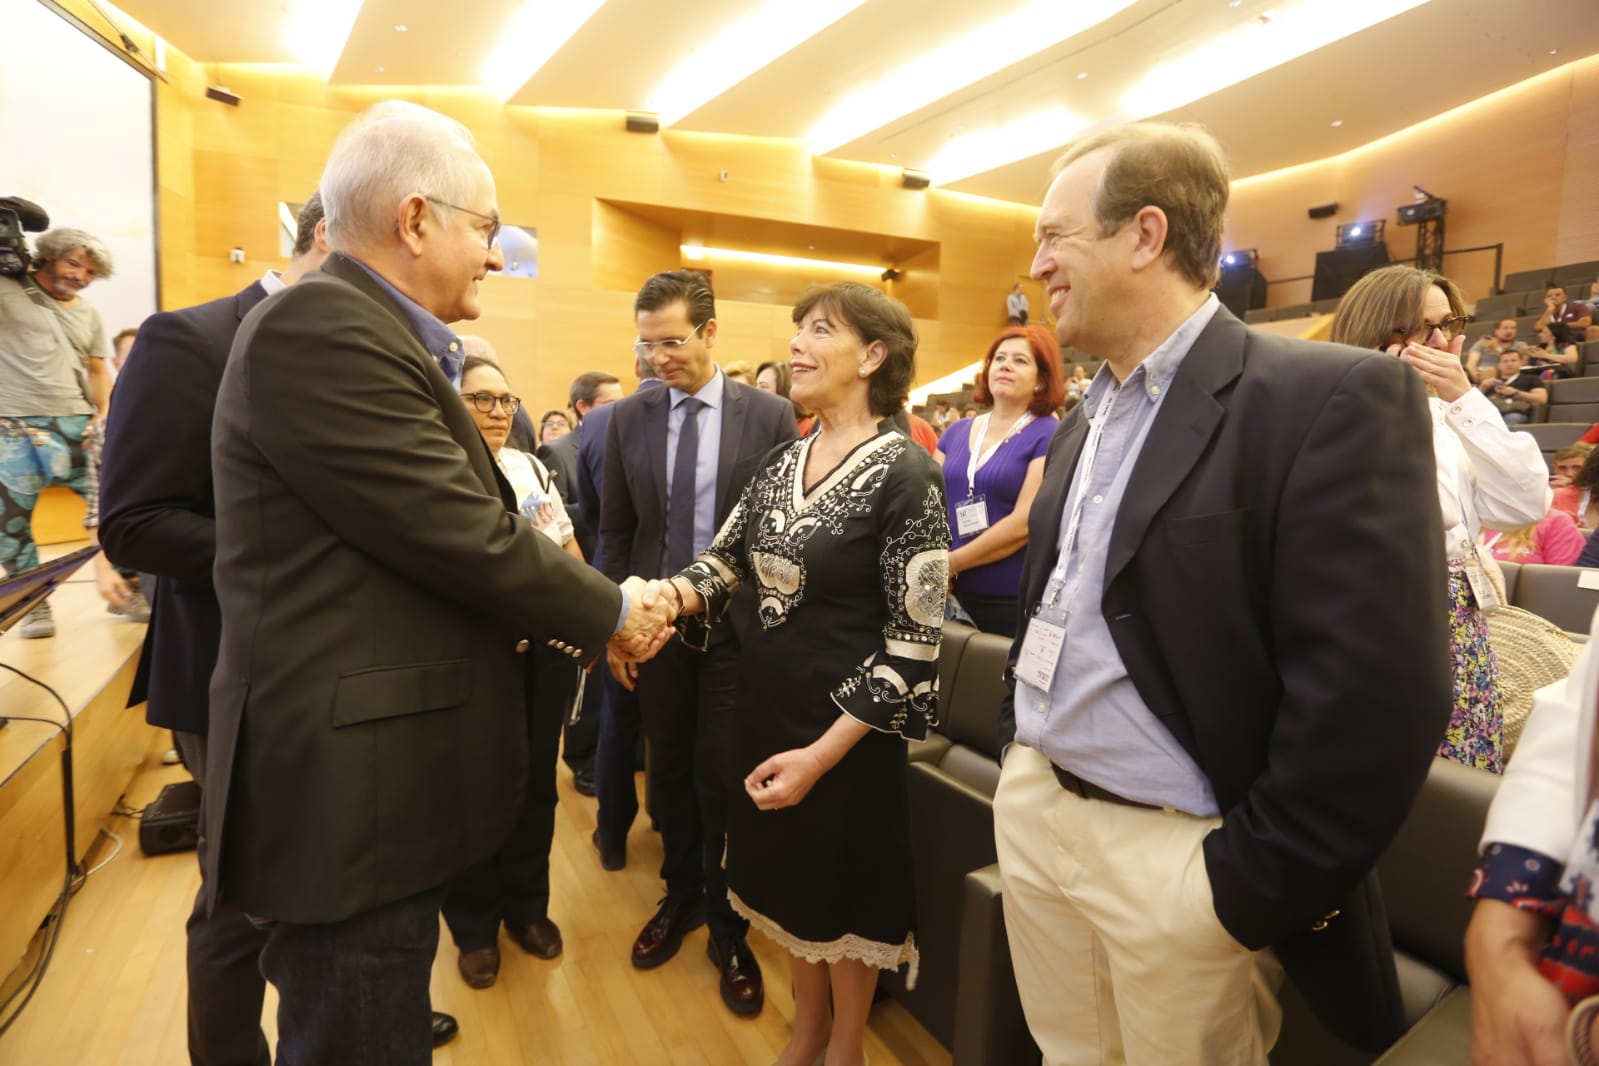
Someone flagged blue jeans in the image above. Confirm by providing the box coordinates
[256,884,446,1066]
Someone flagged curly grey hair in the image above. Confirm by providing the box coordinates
[35,228,114,278]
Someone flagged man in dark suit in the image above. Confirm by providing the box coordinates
[202,101,668,1066]
[993,123,1452,1063]
[536,369,622,795]
[597,270,796,1016]
[578,355,662,870]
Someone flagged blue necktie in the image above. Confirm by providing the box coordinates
[664,397,705,576]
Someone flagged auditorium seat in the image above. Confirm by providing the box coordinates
[1580,340,1599,376]
[1553,262,1599,288]
[1471,291,1522,321]
[1547,377,1599,424]
[1511,562,1599,635]
[1513,422,1586,467]
[1504,267,1552,292]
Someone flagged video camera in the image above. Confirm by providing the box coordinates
[0,196,50,278]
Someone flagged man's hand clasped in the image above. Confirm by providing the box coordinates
[606,577,683,690]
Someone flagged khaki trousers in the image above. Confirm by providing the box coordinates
[994,744,1284,1066]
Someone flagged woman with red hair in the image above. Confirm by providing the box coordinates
[935,324,1064,636]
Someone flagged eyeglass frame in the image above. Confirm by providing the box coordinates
[424,196,501,249]
[632,320,706,361]
[460,391,522,415]
[1393,313,1471,345]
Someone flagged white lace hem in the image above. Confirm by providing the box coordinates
[727,887,920,990]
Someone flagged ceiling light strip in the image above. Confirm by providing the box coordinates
[807,0,1140,155]
[483,0,609,102]
[681,246,886,276]
[649,0,870,129]
[286,0,365,79]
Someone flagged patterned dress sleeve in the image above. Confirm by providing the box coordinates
[831,450,950,739]
[673,473,758,652]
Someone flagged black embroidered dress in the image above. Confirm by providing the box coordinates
[678,423,949,977]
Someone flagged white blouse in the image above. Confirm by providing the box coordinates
[1430,389,1549,579]
[496,448,574,548]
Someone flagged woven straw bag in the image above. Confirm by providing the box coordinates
[1488,604,1580,762]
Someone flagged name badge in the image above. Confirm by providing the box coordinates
[1016,614,1066,692]
[1464,554,1500,612]
[955,496,990,537]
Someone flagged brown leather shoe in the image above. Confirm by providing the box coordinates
[707,936,764,1015]
[457,945,500,989]
[507,918,563,959]
[630,896,706,970]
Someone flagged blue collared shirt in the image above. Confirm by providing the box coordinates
[666,368,725,560]
[1014,294,1222,815]
[346,258,465,386]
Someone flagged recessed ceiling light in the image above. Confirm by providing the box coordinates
[284,0,364,77]
[1331,119,1342,126]
[1549,48,1559,55]
[1228,0,1242,6]
[1077,71,1088,79]
[394,24,406,32]
[482,0,607,100]
[376,65,385,72]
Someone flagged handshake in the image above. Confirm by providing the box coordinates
[605,576,688,689]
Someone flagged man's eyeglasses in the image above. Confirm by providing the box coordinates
[1395,314,1470,344]
[425,196,501,249]
[633,320,705,360]
[541,418,570,431]
[461,391,521,415]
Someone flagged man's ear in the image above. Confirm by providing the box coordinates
[396,194,430,257]
[1128,205,1169,273]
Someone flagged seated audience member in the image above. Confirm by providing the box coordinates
[930,399,955,433]
[1465,610,1599,1064]
[1468,318,1526,384]
[1554,446,1599,527]
[1527,322,1582,380]
[1535,283,1593,337]
[1577,527,1599,569]
[538,408,572,446]
[1482,348,1549,425]
[443,355,584,989]
[1551,443,1593,489]
[1484,509,1586,566]
[722,360,756,385]
[1588,272,1599,341]
[111,327,138,373]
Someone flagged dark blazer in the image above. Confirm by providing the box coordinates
[203,253,622,925]
[536,427,591,559]
[576,381,664,552]
[99,281,271,734]
[999,307,1451,1048]
[596,375,796,584]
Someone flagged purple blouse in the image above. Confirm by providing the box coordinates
[940,414,1056,598]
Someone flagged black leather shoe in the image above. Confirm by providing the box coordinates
[430,1010,459,1048]
[457,945,499,988]
[630,895,705,969]
[592,828,626,872]
[572,766,596,796]
[706,936,765,1016]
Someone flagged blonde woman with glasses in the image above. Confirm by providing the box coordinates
[1331,264,1550,772]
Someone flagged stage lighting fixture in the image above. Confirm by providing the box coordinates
[1397,198,1447,225]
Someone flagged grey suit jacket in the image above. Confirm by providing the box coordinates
[204,252,622,924]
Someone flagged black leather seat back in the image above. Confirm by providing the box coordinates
[942,631,1011,759]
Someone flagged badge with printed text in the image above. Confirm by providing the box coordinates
[955,496,990,537]
[1016,614,1066,692]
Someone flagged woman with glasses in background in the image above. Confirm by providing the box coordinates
[1331,265,1549,773]
[538,409,573,446]
[441,354,585,989]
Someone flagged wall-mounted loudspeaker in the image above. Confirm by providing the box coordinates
[1307,203,1338,219]
[901,169,930,190]
[205,84,241,107]
[625,111,659,134]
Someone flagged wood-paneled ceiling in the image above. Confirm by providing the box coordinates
[101,0,1599,206]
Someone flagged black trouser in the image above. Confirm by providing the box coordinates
[442,649,573,949]
[561,664,601,773]
[257,883,447,1066]
[173,730,271,1066]
[959,593,1021,639]
[636,634,745,942]
[593,667,641,852]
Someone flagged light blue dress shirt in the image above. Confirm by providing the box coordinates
[665,368,725,559]
[1014,295,1222,815]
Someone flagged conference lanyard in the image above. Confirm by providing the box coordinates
[1041,386,1121,613]
[963,412,1034,498]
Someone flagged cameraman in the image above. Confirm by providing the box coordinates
[0,227,114,637]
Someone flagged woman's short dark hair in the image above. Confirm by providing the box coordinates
[460,355,502,383]
[969,324,1066,416]
[791,283,916,417]
[1573,445,1599,494]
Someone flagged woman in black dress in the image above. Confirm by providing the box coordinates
[649,282,948,1066]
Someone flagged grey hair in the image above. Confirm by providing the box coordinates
[319,100,488,251]
[36,228,114,278]
[458,335,500,367]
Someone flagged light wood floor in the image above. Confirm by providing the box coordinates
[0,740,951,1065]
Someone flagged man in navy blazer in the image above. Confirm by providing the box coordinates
[597,271,795,1015]
[992,124,1450,1062]
[100,197,420,1065]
